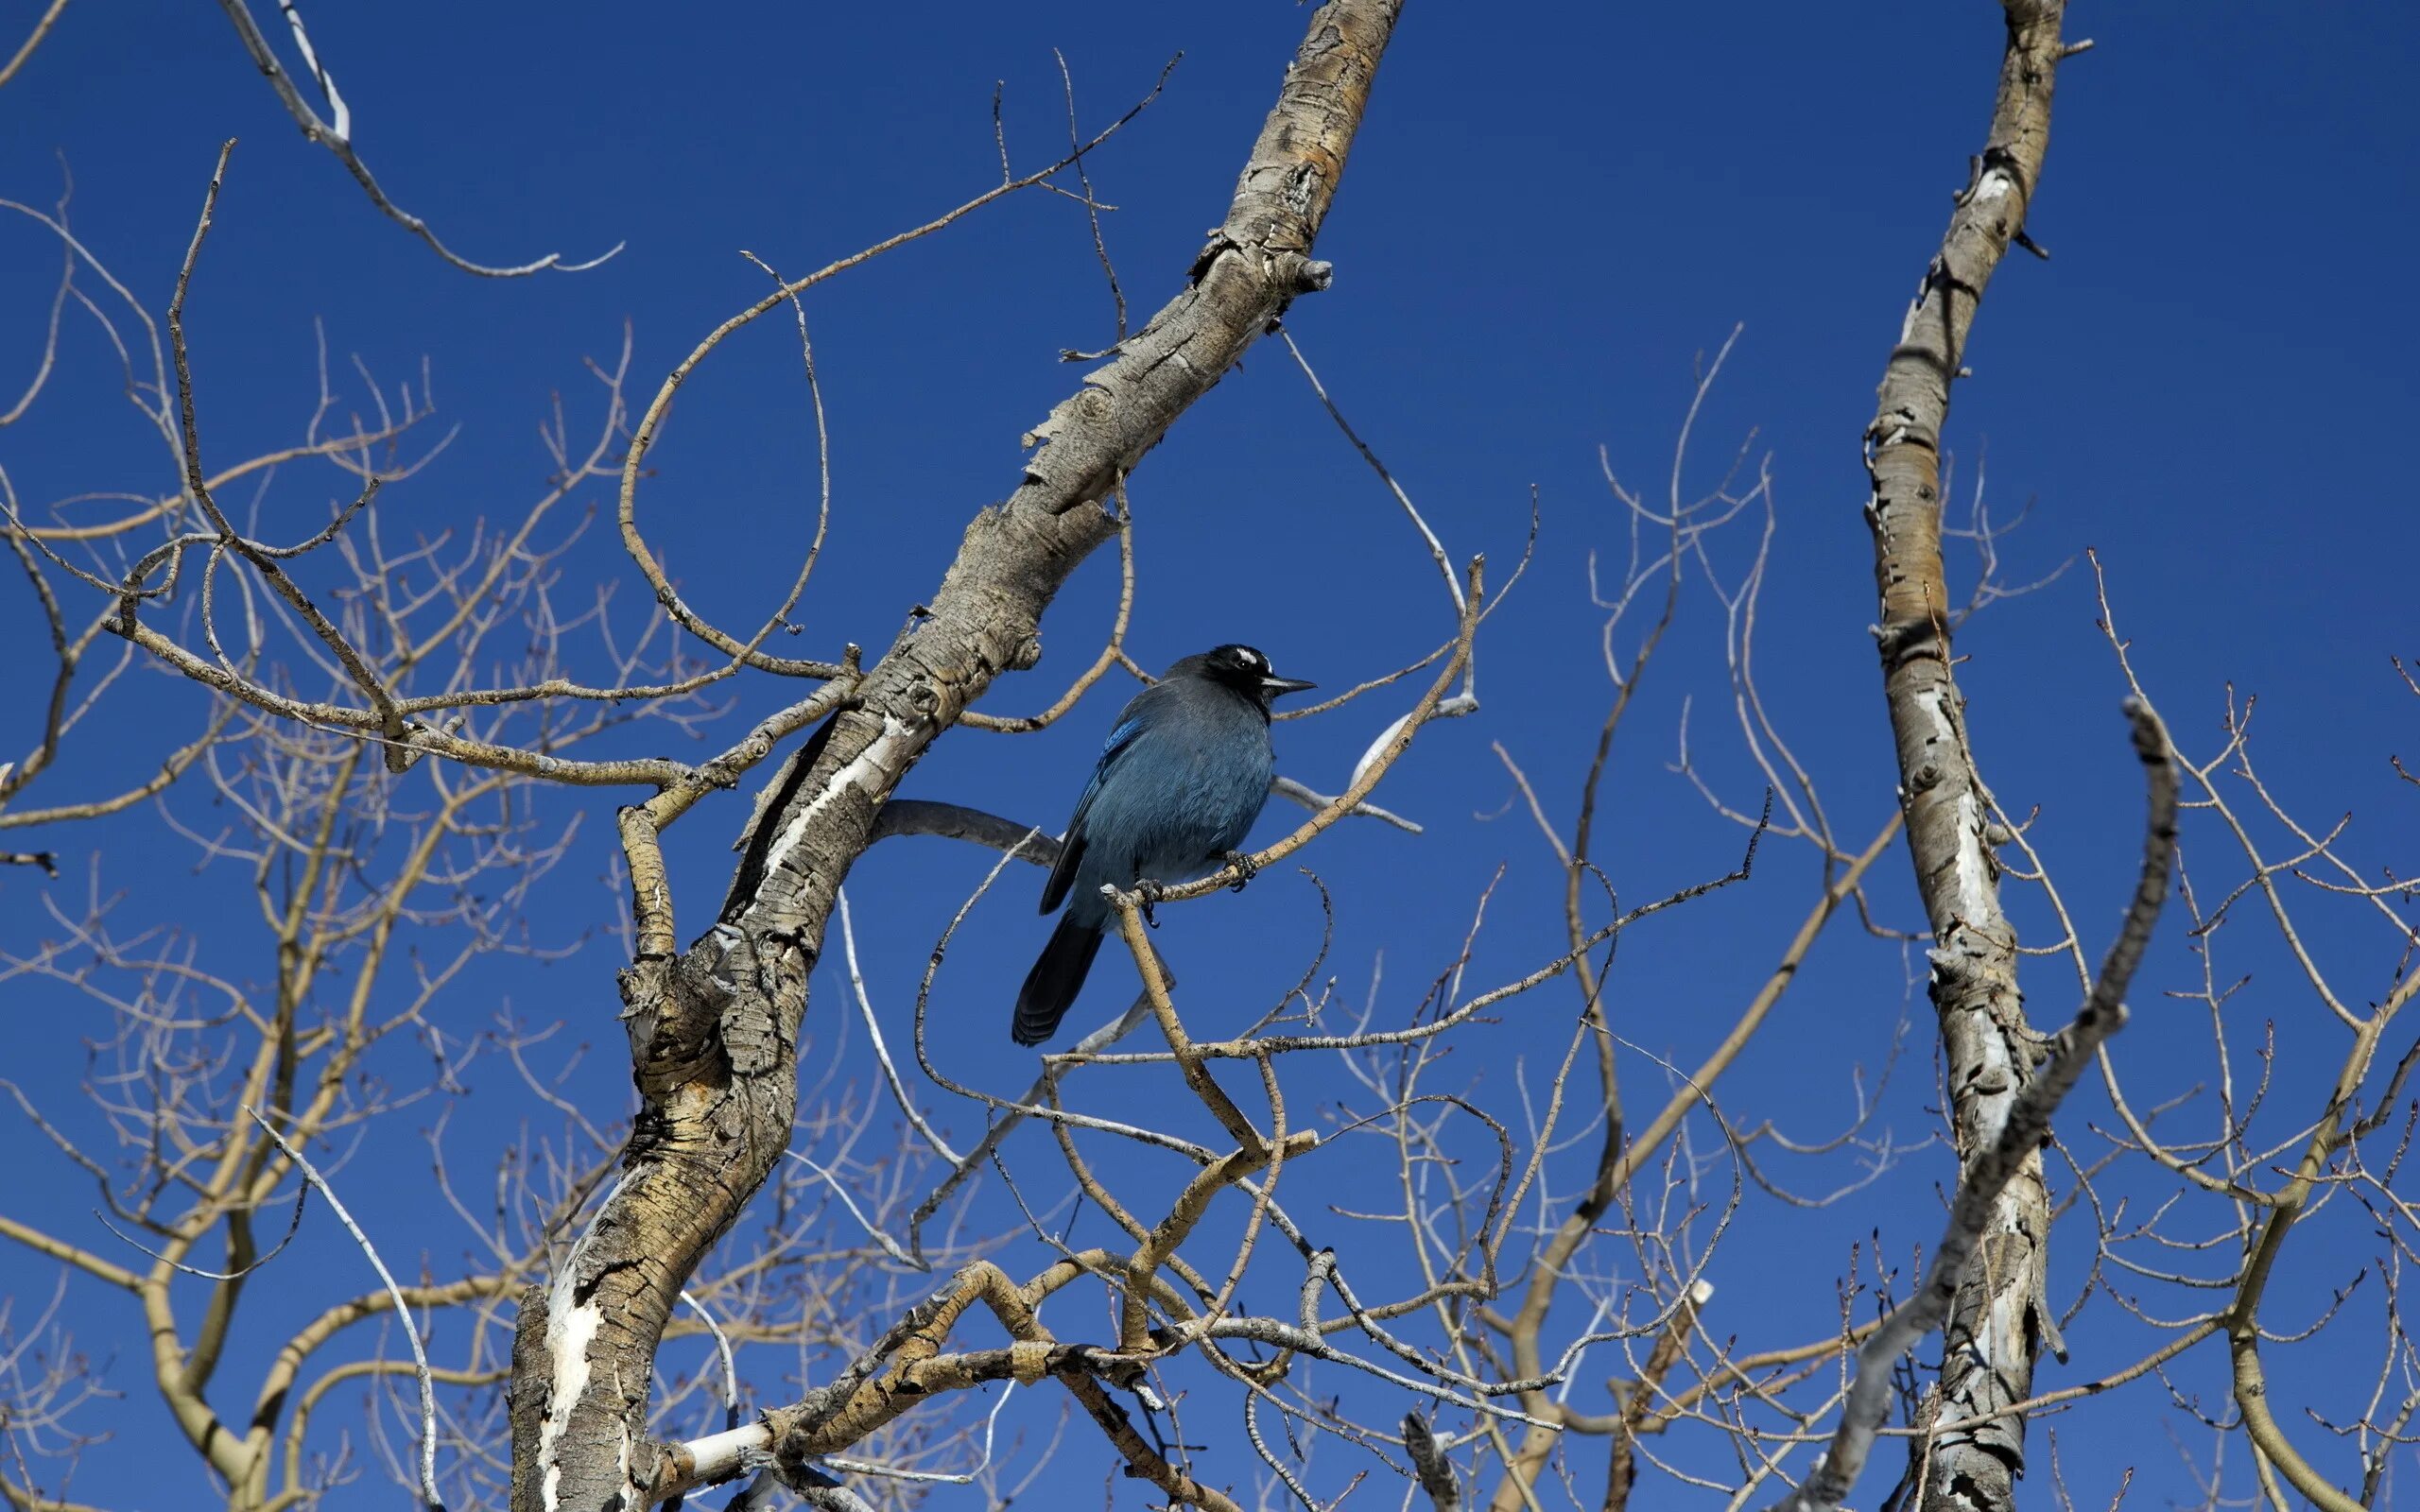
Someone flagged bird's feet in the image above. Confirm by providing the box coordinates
[1135,879,1167,928]
[1219,850,1259,891]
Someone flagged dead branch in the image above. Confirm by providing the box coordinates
[213,0,618,276]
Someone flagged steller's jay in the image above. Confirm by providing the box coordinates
[1012,644,1316,1045]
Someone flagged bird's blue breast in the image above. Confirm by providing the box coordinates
[1066,682,1273,917]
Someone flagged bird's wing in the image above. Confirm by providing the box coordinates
[1039,713,1147,915]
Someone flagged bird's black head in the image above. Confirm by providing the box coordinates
[1168,644,1316,713]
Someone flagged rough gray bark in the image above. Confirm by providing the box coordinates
[1859,4,2070,1510]
[503,4,1406,1507]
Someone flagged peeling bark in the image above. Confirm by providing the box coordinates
[1859,4,2069,1509]
[504,4,1405,1506]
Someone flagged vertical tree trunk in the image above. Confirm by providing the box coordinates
[504,4,1407,1507]
[1859,4,2069,1510]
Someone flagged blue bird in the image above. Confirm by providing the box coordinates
[1013,644,1316,1045]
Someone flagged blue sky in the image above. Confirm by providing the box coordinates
[4,2,2418,1507]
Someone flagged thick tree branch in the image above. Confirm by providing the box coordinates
[1856,4,2070,1506]
[508,5,1405,1506]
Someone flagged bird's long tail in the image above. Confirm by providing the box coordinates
[1013,912,1105,1046]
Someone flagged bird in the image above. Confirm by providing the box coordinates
[1012,644,1316,1046]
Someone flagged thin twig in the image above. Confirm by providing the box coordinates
[679,1289,741,1433]
[245,1108,446,1511]
[212,0,618,276]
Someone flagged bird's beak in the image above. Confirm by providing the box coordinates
[1260,675,1316,697]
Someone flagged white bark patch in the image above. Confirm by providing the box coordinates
[759,715,910,883]
[1349,713,1411,792]
[1952,791,1993,917]
[536,1168,633,1511]
[536,1296,599,1512]
[1911,689,1995,919]
[677,1424,772,1487]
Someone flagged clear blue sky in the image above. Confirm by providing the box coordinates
[4,2,2416,1507]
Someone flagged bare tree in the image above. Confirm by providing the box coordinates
[4,4,2414,1512]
